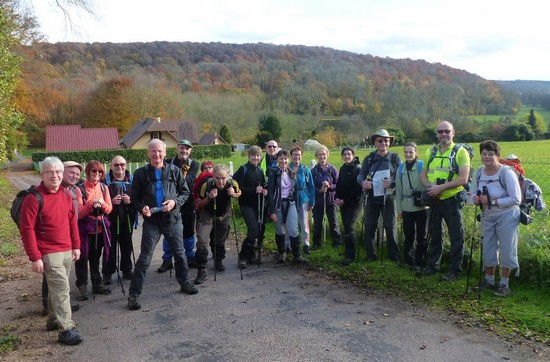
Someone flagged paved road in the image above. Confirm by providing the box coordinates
[5,159,534,361]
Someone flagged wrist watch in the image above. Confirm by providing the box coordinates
[491,199,496,206]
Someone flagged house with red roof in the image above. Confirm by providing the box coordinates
[45,125,120,152]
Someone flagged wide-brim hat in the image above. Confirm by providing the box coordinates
[370,129,395,146]
[63,161,83,172]
[178,139,193,148]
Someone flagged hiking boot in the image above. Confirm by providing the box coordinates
[157,260,173,273]
[303,245,311,255]
[127,296,141,310]
[472,280,498,292]
[46,320,59,331]
[181,281,199,295]
[494,285,512,297]
[419,267,438,277]
[214,260,225,272]
[103,274,112,285]
[92,283,112,295]
[247,255,261,265]
[277,252,287,264]
[441,272,461,282]
[310,244,322,251]
[238,259,248,269]
[76,285,89,301]
[123,270,133,280]
[342,258,353,266]
[58,327,83,345]
[194,269,207,285]
[293,255,309,264]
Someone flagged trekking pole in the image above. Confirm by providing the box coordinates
[477,231,484,301]
[323,191,327,246]
[93,215,100,300]
[230,199,243,280]
[380,179,387,266]
[102,217,124,295]
[213,196,217,282]
[357,192,367,263]
[257,184,263,268]
[465,202,479,295]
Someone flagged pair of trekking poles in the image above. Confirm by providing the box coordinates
[211,184,244,282]
[356,179,388,265]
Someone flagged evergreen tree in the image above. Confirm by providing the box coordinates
[255,113,282,146]
[219,123,232,144]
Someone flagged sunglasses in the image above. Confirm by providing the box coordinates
[267,145,277,148]
[437,129,452,134]
[91,169,104,174]
[376,139,389,144]
[113,163,126,168]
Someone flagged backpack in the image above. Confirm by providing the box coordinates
[427,143,475,191]
[475,165,546,212]
[363,151,399,177]
[78,182,107,205]
[11,186,43,228]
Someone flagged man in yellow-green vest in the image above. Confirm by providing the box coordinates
[419,121,470,281]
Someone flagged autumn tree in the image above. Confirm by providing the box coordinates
[315,126,338,149]
[78,77,136,136]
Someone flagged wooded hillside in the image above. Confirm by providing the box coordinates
[17,41,523,146]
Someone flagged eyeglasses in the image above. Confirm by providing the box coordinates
[376,139,389,144]
[113,163,126,168]
[437,129,452,134]
[91,169,104,174]
[44,170,63,176]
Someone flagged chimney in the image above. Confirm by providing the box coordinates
[156,116,161,123]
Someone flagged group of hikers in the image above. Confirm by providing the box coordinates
[18,120,534,346]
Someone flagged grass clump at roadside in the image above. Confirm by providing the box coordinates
[0,325,20,353]
[0,173,21,263]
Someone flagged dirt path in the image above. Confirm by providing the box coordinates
[0,158,545,361]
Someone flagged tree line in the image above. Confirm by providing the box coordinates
[1,1,548,164]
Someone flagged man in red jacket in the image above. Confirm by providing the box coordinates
[19,156,83,345]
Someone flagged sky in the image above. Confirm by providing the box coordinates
[31,0,550,81]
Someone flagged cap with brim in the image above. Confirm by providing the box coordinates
[63,161,83,171]
[370,129,395,147]
[178,139,192,147]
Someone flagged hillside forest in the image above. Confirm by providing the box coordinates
[2,1,550,163]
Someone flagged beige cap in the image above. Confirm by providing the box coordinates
[63,161,83,171]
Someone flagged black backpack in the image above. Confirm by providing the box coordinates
[11,186,43,228]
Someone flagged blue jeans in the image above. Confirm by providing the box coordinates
[274,200,299,238]
[129,215,189,297]
[161,210,196,260]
